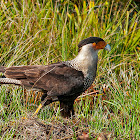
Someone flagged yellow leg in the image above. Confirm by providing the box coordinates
[32,104,43,117]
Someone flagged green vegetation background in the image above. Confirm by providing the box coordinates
[0,0,139,139]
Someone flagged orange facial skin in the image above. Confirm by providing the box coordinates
[92,41,107,50]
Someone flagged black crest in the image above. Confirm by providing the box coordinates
[78,37,104,48]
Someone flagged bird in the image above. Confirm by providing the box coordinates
[0,37,111,117]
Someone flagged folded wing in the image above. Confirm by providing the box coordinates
[4,63,84,96]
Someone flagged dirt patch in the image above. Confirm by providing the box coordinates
[1,117,88,139]
[1,114,114,139]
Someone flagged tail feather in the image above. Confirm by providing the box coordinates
[0,78,21,85]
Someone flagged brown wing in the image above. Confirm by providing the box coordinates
[4,63,84,96]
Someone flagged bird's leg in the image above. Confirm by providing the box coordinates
[60,101,74,118]
[32,94,52,117]
[32,104,43,117]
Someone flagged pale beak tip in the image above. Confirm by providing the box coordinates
[104,44,111,51]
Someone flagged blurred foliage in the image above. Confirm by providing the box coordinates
[0,0,139,66]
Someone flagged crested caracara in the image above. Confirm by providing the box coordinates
[0,37,111,117]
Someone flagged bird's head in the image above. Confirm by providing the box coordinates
[78,37,111,52]
[68,37,111,76]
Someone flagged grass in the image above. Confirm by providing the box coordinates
[0,0,140,139]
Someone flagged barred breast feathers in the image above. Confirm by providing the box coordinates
[63,44,98,90]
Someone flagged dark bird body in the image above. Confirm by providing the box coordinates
[0,37,111,117]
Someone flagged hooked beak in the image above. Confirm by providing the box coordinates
[104,44,111,51]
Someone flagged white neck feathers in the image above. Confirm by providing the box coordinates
[65,44,98,77]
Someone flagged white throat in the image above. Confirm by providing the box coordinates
[64,44,98,77]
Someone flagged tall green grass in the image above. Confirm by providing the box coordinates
[0,0,139,139]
